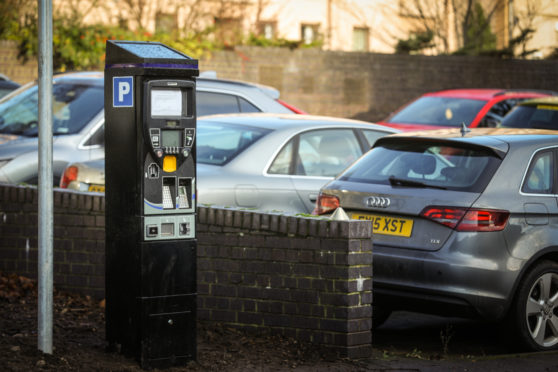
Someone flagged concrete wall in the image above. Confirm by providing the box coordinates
[2,41,557,121]
[0,184,373,358]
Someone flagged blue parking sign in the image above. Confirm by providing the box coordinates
[113,76,133,107]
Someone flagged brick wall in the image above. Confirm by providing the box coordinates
[0,184,373,358]
[0,184,105,298]
[196,207,373,358]
[2,40,557,121]
[201,48,558,121]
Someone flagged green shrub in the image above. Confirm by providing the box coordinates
[4,11,217,72]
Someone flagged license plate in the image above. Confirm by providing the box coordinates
[351,214,413,237]
[88,185,105,192]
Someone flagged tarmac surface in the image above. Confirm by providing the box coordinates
[367,311,558,371]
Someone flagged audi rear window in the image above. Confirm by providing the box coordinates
[338,141,502,192]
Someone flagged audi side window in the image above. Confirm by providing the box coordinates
[522,150,553,194]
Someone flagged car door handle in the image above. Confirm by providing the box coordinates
[308,194,318,203]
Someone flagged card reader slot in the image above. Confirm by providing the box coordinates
[148,163,159,179]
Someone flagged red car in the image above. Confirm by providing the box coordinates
[379,89,556,131]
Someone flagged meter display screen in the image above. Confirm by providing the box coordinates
[151,89,182,117]
[162,130,181,147]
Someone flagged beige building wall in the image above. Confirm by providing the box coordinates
[58,0,411,53]
[513,0,558,58]
[253,0,408,53]
[55,0,556,57]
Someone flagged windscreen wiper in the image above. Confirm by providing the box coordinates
[388,176,447,190]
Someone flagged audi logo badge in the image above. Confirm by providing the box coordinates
[366,196,391,208]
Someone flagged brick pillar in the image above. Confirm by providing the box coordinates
[197,206,373,358]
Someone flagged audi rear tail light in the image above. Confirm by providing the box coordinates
[312,194,339,215]
[420,206,509,232]
[59,166,78,188]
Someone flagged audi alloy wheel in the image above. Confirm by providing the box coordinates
[510,260,558,351]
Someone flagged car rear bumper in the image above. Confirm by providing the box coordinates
[372,233,524,321]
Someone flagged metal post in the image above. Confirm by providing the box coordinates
[37,0,53,354]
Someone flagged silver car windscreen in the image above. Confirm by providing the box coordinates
[0,82,103,137]
[196,121,271,165]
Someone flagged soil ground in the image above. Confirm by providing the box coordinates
[0,272,368,371]
[3,272,558,372]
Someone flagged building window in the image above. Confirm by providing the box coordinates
[155,13,177,34]
[352,27,369,51]
[301,24,320,45]
[258,21,276,40]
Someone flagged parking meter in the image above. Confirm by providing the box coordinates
[104,40,198,369]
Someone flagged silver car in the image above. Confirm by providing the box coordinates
[197,114,396,213]
[0,71,304,185]
[314,128,558,351]
[62,113,397,214]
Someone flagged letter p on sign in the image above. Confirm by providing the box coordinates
[113,76,133,107]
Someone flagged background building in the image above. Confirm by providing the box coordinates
[61,0,556,57]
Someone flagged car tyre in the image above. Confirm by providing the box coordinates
[372,305,391,329]
[509,260,558,351]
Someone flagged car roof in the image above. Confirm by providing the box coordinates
[382,127,558,157]
[517,96,558,107]
[425,89,557,100]
[198,113,398,133]
[196,77,280,99]
[53,71,104,86]
[49,71,281,98]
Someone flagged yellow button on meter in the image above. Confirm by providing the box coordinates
[163,155,177,172]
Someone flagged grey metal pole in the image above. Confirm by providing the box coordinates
[37,0,53,354]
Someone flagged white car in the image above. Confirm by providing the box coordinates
[0,71,305,185]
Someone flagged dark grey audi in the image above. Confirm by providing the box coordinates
[314,128,558,351]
